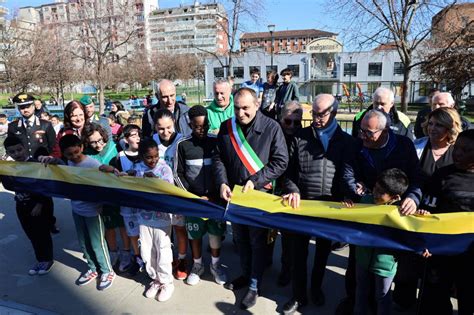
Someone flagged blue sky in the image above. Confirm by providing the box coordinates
[6,0,341,35]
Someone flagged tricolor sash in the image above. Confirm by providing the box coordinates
[227,118,264,175]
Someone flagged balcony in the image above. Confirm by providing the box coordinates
[0,6,9,16]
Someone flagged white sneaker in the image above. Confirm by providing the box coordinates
[145,280,160,298]
[98,272,115,291]
[157,283,174,302]
[28,262,41,276]
[210,262,227,285]
[38,261,54,275]
[118,250,132,272]
[186,263,204,286]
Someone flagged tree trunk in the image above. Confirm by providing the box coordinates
[401,67,411,113]
[99,81,105,115]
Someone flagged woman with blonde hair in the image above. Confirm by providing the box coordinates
[396,107,463,308]
[415,107,462,181]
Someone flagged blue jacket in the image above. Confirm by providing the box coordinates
[343,130,422,205]
[142,101,191,138]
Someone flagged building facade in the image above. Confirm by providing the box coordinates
[431,2,474,45]
[240,29,337,54]
[204,37,473,104]
[17,0,158,54]
[147,1,228,55]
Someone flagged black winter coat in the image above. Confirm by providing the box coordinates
[284,124,357,201]
[212,111,288,191]
[7,116,55,158]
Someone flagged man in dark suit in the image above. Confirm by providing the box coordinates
[8,93,56,158]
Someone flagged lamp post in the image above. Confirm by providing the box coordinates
[268,24,275,69]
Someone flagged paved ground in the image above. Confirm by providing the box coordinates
[0,184,457,315]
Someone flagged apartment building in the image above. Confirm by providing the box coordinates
[17,0,158,53]
[148,1,228,55]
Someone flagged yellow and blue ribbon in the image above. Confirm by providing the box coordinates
[0,161,472,255]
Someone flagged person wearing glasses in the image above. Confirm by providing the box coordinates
[8,93,56,158]
[282,94,357,314]
[338,109,422,314]
[352,87,413,140]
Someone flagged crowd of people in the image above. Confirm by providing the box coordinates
[1,72,473,315]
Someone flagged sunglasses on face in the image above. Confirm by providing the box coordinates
[283,118,302,126]
[311,106,333,120]
[359,128,383,137]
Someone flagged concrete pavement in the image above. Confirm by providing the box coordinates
[0,184,453,315]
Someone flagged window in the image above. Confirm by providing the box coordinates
[343,63,357,76]
[418,82,430,97]
[368,63,382,76]
[391,82,403,97]
[367,82,380,94]
[248,66,261,75]
[287,64,300,77]
[393,62,404,75]
[213,67,224,78]
[266,65,278,73]
[233,67,244,79]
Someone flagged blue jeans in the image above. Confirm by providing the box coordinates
[354,264,394,315]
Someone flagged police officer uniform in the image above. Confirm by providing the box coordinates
[7,93,59,233]
[7,93,56,158]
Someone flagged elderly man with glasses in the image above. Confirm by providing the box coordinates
[352,87,413,140]
[282,94,357,314]
[337,109,423,314]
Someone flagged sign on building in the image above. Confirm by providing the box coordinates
[306,38,343,54]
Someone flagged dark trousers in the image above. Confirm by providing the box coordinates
[290,233,332,301]
[232,222,269,290]
[393,252,423,308]
[345,244,357,299]
[280,231,293,273]
[16,200,54,262]
[419,251,474,315]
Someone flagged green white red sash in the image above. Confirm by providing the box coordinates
[227,118,264,175]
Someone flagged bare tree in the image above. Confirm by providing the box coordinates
[68,0,140,113]
[117,49,154,93]
[37,25,77,105]
[151,53,201,82]
[0,18,42,93]
[420,3,473,100]
[195,0,265,77]
[329,0,465,113]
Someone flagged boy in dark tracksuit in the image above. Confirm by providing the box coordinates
[419,130,474,315]
[174,105,227,286]
[3,136,54,275]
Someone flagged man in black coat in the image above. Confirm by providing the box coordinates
[142,79,191,138]
[8,93,56,158]
[213,87,288,310]
[282,94,357,314]
[7,93,58,234]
